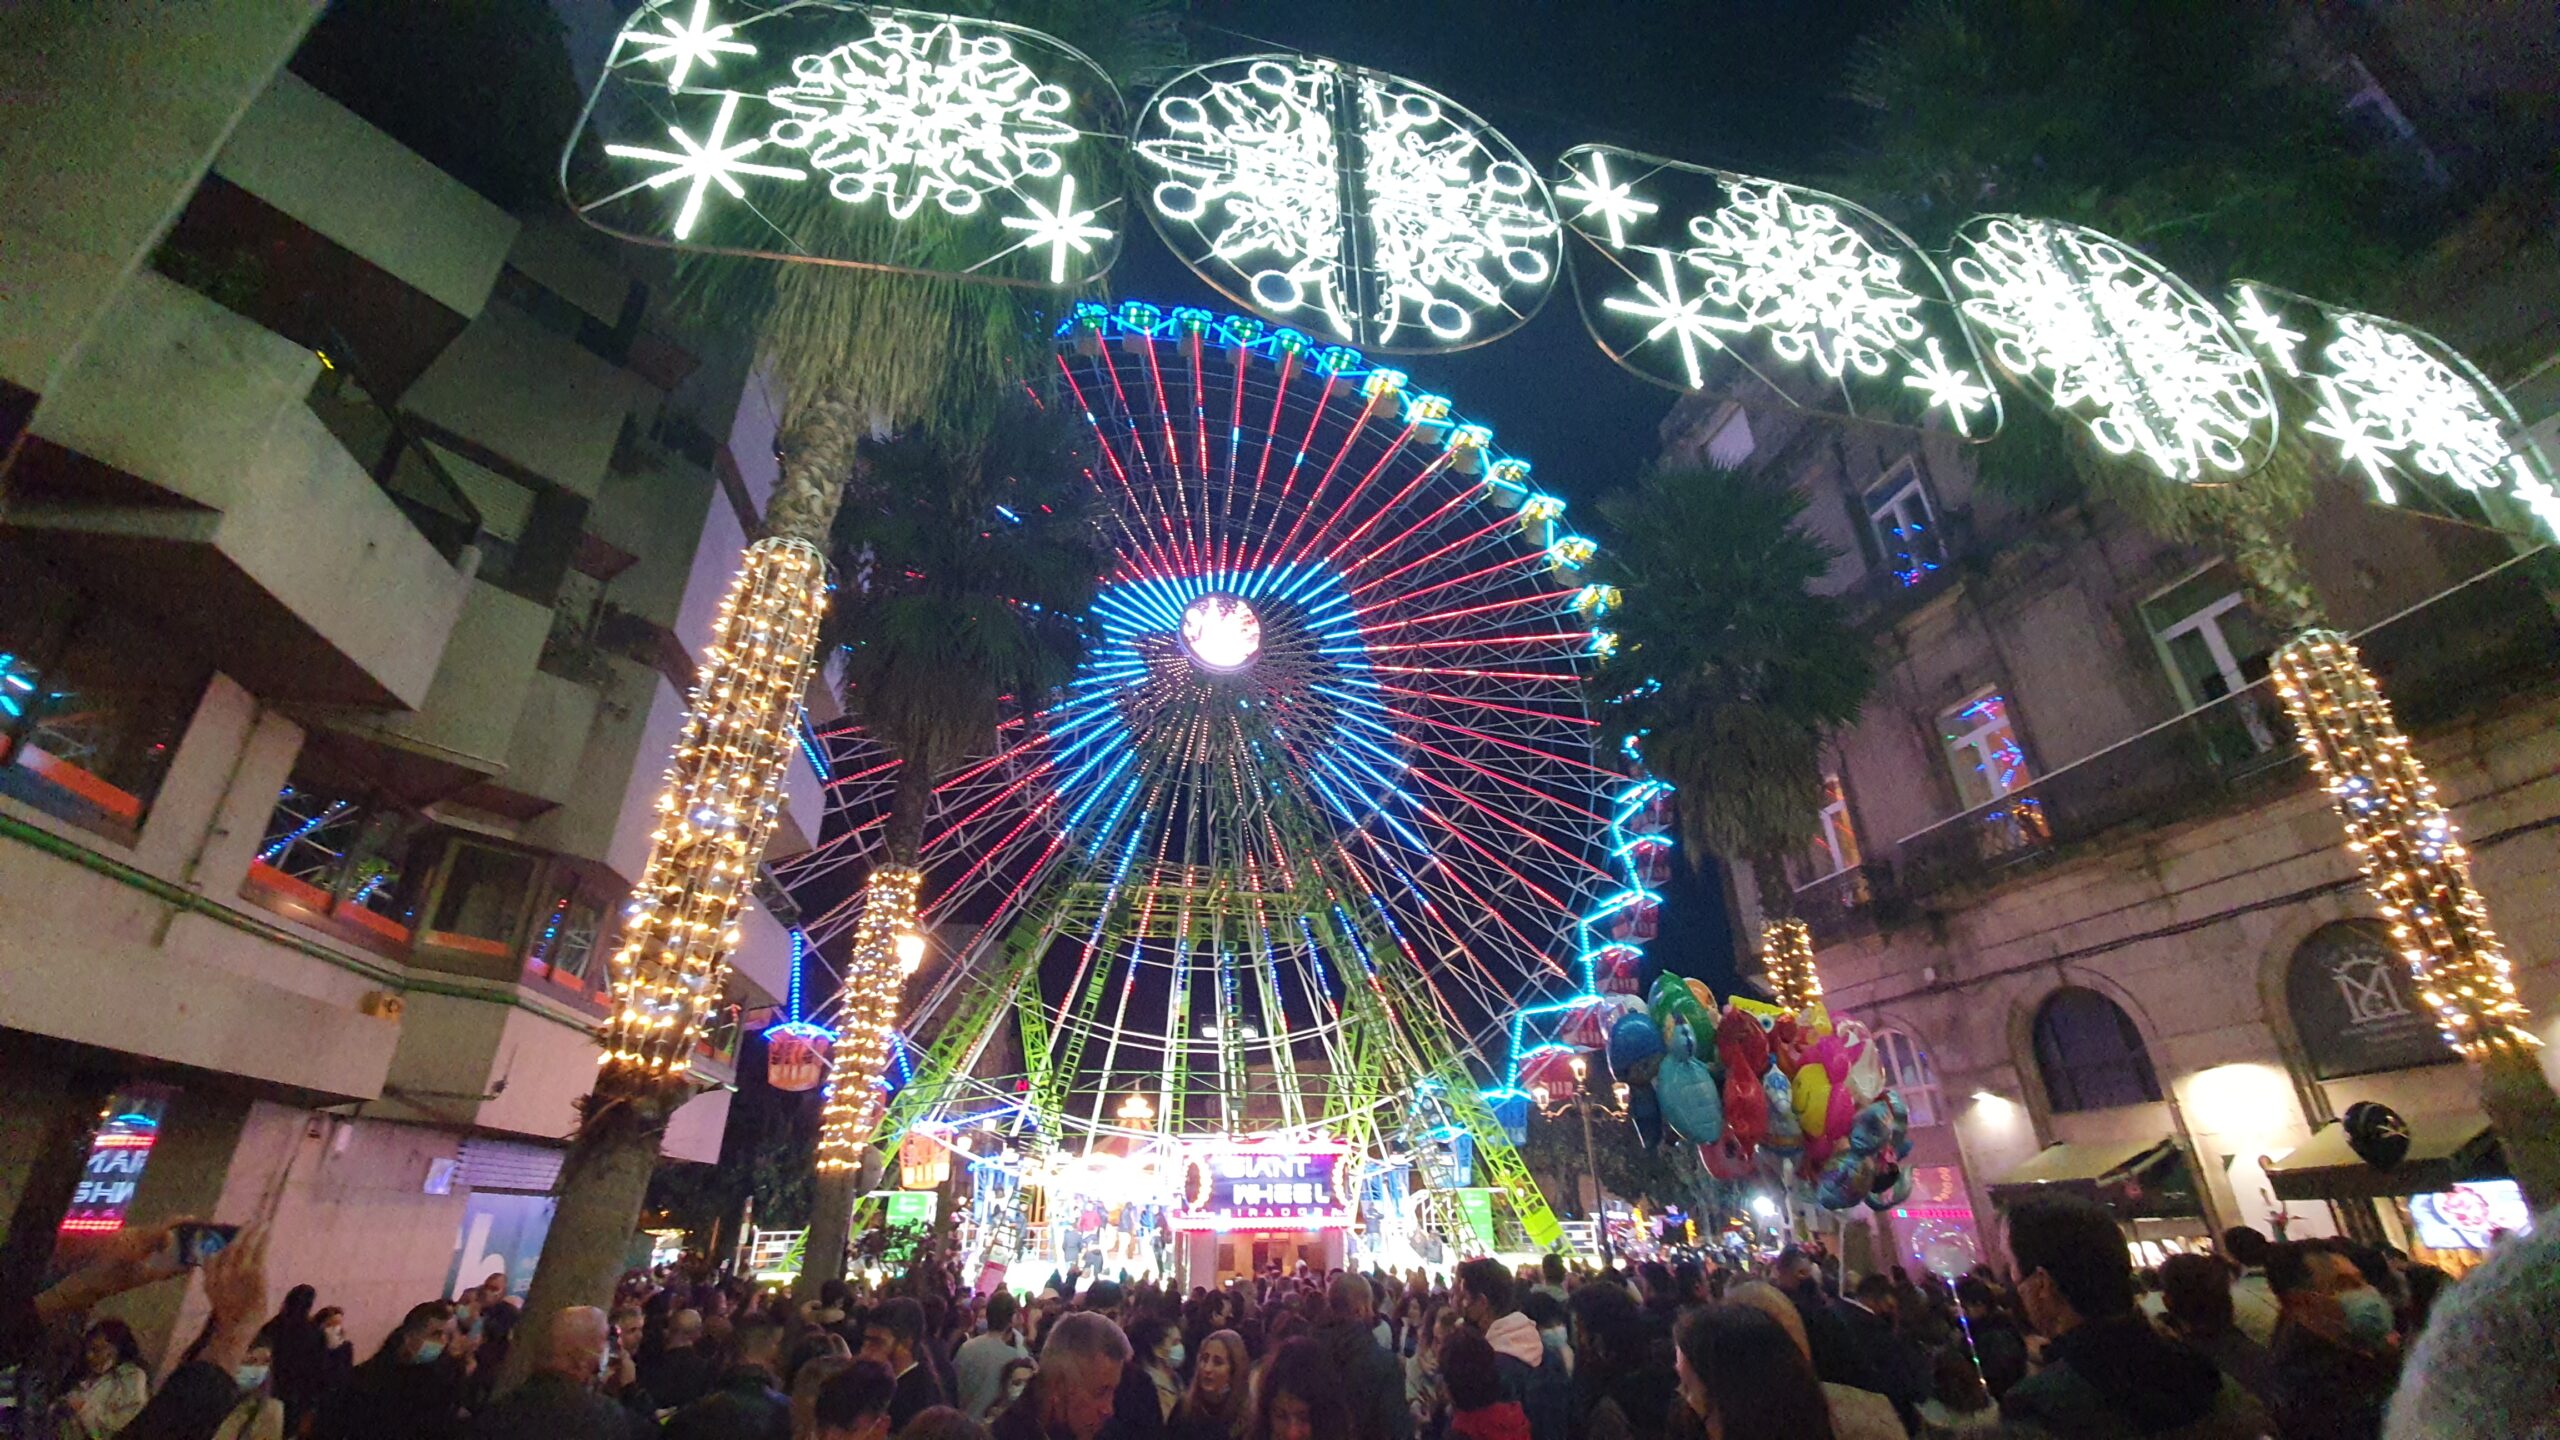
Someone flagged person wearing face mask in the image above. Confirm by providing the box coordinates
[957,1293,1033,1421]
[308,1306,356,1418]
[210,1337,287,1440]
[1996,1196,2268,1440]
[991,1359,1040,1424]
[316,1301,468,1440]
[2265,1240,2401,1440]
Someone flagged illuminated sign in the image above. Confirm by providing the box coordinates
[59,1093,169,1235]
[1175,1146,1358,1230]
[2408,1179,2531,1251]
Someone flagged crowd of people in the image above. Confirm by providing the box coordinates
[6,1191,2553,1440]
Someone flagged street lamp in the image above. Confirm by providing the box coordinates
[1534,1055,1627,1262]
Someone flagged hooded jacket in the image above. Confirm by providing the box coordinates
[1480,1313,1569,1440]
[1998,1314,2270,1440]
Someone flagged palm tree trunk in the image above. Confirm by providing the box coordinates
[765,389,867,545]
[514,416,840,1345]
[799,767,932,1296]
[500,1089,672,1389]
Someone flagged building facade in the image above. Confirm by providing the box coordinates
[1672,358,2560,1273]
[0,5,820,1363]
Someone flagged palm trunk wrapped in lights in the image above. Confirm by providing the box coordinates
[1761,916,1823,1013]
[2271,629,2560,1208]
[504,534,830,1386]
[801,864,924,1292]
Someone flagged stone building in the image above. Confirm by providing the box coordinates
[1673,373,2560,1273]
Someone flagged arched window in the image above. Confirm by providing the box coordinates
[2032,987,2162,1114]
[1871,1028,1944,1128]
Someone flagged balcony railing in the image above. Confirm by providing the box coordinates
[1793,862,1884,946]
[1889,552,2560,907]
[303,328,483,565]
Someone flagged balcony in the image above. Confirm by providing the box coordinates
[9,271,473,708]
[1793,863,1890,947]
[1889,555,2560,907]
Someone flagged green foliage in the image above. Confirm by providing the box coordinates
[1842,0,2409,300]
[822,396,1110,853]
[1588,466,1876,868]
[1517,1108,1722,1218]
[664,0,1187,442]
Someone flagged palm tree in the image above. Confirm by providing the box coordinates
[1838,0,2560,1205]
[1587,463,1877,992]
[508,1,1180,1378]
[797,396,1107,1292]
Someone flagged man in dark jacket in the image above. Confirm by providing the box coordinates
[2264,1240,2402,1440]
[993,1313,1129,1440]
[641,1308,718,1411]
[1451,1259,1567,1440]
[1840,1273,1928,1431]
[471,1307,643,1440]
[1772,1246,1876,1394]
[662,1317,790,1440]
[1313,1273,1414,1440]
[2000,1195,2268,1440]
[860,1297,947,1432]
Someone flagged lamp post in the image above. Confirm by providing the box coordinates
[1534,1056,1629,1263]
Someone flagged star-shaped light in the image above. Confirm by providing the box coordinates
[2230,285,2306,377]
[1557,151,1659,249]
[1000,175,1113,284]
[1901,336,1996,437]
[626,0,756,91]
[606,91,804,239]
[1602,247,1723,389]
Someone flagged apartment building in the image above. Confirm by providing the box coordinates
[1675,358,2560,1274]
[0,4,821,1362]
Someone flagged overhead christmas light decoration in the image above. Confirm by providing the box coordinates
[1761,917,1822,1012]
[603,537,827,1080]
[2228,283,2560,541]
[568,1,1124,285]
[1133,55,1561,352]
[1951,216,2274,482]
[1557,148,1998,436]
[816,864,926,1172]
[2271,632,2539,1059]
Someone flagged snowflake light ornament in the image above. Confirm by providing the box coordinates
[1952,216,2273,482]
[2230,284,2560,541]
[1558,148,1999,437]
[570,2,1124,286]
[1134,55,1561,353]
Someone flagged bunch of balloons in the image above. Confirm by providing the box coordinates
[1604,972,1914,1211]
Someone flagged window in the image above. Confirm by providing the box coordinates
[1803,772,1861,881]
[421,838,542,958]
[1866,462,1945,587]
[526,871,614,995]
[2142,565,2279,758]
[245,760,426,954]
[1871,1029,1944,1128]
[0,557,206,842]
[2032,987,2163,1113]
[1940,688,2048,859]
[1706,408,1755,468]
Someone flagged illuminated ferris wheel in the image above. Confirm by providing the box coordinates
[781,301,1635,1247]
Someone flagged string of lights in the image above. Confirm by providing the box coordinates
[601,536,827,1081]
[815,864,926,1172]
[2271,630,2539,1059]
[1761,916,1822,1012]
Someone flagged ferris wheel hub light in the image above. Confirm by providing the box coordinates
[1181,594,1262,671]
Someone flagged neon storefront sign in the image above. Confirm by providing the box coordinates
[1175,1145,1358,1230]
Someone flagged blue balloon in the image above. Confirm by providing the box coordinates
[1609,1008,1666,1080]
[1627,1082,1665,1150]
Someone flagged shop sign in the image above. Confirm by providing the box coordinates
[1175,1146,1357,1229]
[2285,921,2460,1079]
[59,1091,170,1235]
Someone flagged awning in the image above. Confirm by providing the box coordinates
[1987,1138,2202,1220]
[2265,1113,2503,1202]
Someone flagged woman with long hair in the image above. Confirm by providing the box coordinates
[58,1318,149,1440]
[1404,1301,1457,1433]
[1172,1329,1248,1440]
[1245,1339,1348,1440]
[1674,1304,1836,1440]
